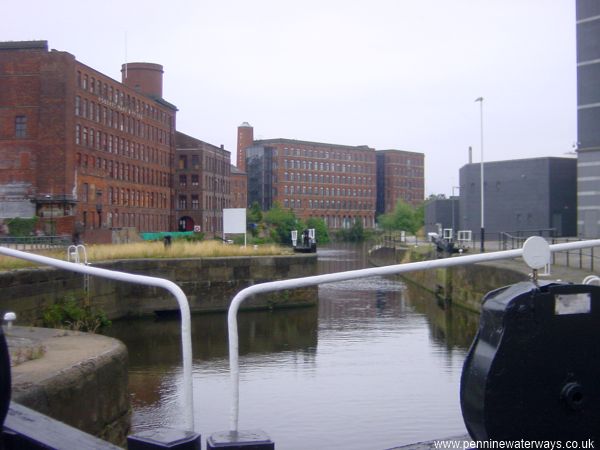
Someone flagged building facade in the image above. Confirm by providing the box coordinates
[0,41,177,240]
[230,165,247,209]
[175,132,231,236]
[459,157,576,239]
[576,0,600,237]
[238,123,426,229]
[423,196,459,235]
[245,137,377,229]
[376,149,425,215]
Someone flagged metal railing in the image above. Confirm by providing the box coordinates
[0,236,71,250]
[0,247,195,431]
[227,238,600,433]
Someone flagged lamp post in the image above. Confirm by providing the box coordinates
[475,97,485,252]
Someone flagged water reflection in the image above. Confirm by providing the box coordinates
[107,243,479,450]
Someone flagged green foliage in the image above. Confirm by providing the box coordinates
[335,219,366,242]
[43,296,111,333]
[305,217,330,244]
[247,202,264,237]
[377,200,423,234]
[180,232,205,242]
[264,203,300,244]
[6,217,38,237]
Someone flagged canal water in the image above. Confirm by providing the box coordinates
[106,243,479,449]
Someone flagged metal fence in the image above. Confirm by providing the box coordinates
[0,236,71,250]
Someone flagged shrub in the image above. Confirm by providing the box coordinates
[42,296,111,333]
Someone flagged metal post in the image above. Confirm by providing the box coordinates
[475,97,485,253]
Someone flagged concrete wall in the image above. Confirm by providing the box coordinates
[0,254,318,325]
[9,327,130,446]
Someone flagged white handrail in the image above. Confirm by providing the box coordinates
[0,246,195,431]
[227,238,600,432]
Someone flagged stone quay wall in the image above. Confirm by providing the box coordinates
[0,254,319,325]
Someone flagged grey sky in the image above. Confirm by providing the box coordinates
[3,1,577,197]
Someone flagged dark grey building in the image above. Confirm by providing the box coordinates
[424,197,459,235]
[459,157,577,239]
[246,145,276,211]
[576,0,600,237]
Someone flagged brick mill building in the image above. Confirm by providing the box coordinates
[239,123,377,228]
[175,131,231,235]
[237,122,424,229]
[376,149,425,214]
[230,165,247,209]
[0,40,176,241]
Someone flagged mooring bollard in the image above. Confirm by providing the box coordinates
[207,430,274,450]
[127,428,201,450]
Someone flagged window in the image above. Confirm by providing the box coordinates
[178,195,187,209]
[191,174,199,186]
[191,195,199,209]
[75,96,80,116]
[179,175,187,187]
[179,155,187,169]
[15,116,27,138]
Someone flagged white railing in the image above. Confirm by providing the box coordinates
[227,238,600,432]
[0,247,195,431]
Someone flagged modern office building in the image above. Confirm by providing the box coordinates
[376,149,425,214]
[175,131,231,235]
[423,196,459,235]
[576,0,600,237]
[0,40,177,241]
[459,157,576,239]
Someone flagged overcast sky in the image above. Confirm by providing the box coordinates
[3,1,577,197]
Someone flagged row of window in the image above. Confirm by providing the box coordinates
[178,175,231,194]
[75,97,171,145]
[388,167,424,177]
[75,124,170,166]
[77,152,171,188]
[283,198,373,211]
[283,159,372,174]
[284,185,373,197]
[284,172,373,186]
[177,194,230,211]
[80,183,168,210]
[283,147,372,162]
[77,70,171,126]
[178,154,230,176]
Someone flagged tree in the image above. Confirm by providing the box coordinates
[264,203,299,244]
[378,200,422,234]
[247,201,263,237]
[305,217,330,244]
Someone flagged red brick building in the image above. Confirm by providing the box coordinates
[175,132,231,236]
[240,123,377,229]
[376,149,425,214]
[230,165,247,209]
[0,41,176,241]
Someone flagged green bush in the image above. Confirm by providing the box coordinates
[6,217,38,237]
[43,296,111,333]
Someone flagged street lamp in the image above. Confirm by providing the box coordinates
[475,97,485,252]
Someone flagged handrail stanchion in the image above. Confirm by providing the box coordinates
[0,247,195,432]
[227,239,600,433]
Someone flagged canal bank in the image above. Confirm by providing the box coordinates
[0,253,318,325]
[6,326,129,446]
[369,245,598,312]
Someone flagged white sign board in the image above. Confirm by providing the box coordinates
[223,208,246,234]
